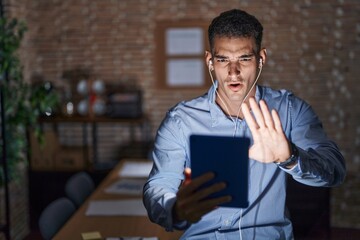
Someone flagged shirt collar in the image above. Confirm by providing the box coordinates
[208,80,262,127]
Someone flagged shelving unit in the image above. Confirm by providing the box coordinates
[28,114,152,229]
[35,115,151,171]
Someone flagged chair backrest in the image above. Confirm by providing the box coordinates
[38,197,76,240]
[65,171,95,207]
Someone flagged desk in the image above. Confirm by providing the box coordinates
[53,159,183,240]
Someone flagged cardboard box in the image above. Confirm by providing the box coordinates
[30,130,60,170]
[55,147,86,171]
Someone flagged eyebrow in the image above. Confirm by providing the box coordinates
[240,53,255,58]
[214,53,255,59]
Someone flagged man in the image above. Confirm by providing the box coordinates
[143,9,346,239]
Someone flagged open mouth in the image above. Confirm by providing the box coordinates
[228,82,242,91]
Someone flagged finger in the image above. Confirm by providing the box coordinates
[184,195,232,223]
[183,167,192,185]
[197,195,232,212]
[191,181,227,203]
[271,109,283,133]
[178,181,227,208]
[249,98,266,128]
[178,172,215,197]
[241,101,259,133]
[259,100,274,129]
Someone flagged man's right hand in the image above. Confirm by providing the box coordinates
[173,169,231,224]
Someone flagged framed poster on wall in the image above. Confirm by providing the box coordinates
[155,20,211,89]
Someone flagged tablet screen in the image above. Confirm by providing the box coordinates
[190,134,250,208]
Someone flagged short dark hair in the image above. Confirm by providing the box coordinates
[208,9,263,54]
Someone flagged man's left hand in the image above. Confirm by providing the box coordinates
[241,98,291,164]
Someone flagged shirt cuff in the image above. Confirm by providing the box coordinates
[279,159,301,174]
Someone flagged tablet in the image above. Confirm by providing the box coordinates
[190,134,250,208]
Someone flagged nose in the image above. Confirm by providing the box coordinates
[228,61,240,79]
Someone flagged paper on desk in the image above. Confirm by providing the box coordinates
[104,179,146,195]
[85,199,147,216]
[81,231,102,240]
[119,161,153,178]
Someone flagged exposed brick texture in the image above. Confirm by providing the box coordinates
[2,0,359,236]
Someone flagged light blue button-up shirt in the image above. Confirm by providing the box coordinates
[143,83,346,240]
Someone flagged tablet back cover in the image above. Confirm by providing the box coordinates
[190,135,250,208]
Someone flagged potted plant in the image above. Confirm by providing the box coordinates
[0,16,59,239]
[0,17,59,185]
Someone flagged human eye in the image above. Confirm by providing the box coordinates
[239,57,252,62]
[239,55,254,62]
[215,57,229,63]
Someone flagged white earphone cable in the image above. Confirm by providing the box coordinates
[208,59,263,239]
[208,60,263,136]
[233,60,263,135]
[208,66,236,126]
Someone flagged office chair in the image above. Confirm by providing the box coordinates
[38,197,76,240]
[65,171,95,207]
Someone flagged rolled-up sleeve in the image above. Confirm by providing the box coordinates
[143,111,189,231]
[281,96,346,187]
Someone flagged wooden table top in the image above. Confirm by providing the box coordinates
[53,159,183,240]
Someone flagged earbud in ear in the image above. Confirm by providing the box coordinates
[259,58,263,68]
[208,60,214,71]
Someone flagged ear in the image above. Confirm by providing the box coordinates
[259,48,267,66]
[205,51,213,70]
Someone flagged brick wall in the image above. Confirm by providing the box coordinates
[3,0,360,231]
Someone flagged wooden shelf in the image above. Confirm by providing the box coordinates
[33,115,151,171]
[39,114,148,124]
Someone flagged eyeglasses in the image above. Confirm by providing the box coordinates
[213,54,255,67]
